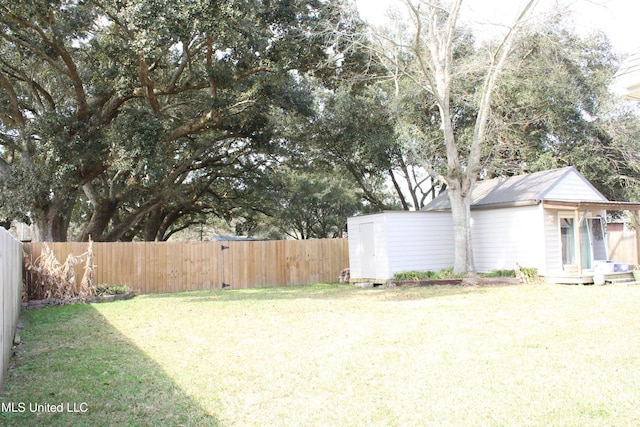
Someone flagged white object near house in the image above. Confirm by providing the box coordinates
[613,51,640,100]
[347,167,640,284]
[348,211,454,283]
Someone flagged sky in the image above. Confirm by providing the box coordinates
[354,0,640,55]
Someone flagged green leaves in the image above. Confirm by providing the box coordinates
[253,168,365,239]
[485,20,634,193]
[1,0,360,241]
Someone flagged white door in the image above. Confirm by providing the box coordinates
[358,222,376,278]
[588,217,607,261]
[560,214,607,272]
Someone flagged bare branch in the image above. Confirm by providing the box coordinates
[139,58,161,114]
[466,0,538,191]
[165,109,220,142]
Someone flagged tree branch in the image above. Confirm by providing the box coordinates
[165,109,221,142]
[0,13,88,118]
[466,0,538,192]
[139,58,161,114]
[0,72,24,126]
[104,199,163,241]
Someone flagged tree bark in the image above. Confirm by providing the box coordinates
[77,182,120,242]
[103,199,163,242]
[77,200,119,242]
[388,168,410,210]
[32,192,77,242]
[447,181,475,274]
[143,207,166,241]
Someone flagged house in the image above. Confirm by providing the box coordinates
[613,51,640,100]
[347,167,640,284]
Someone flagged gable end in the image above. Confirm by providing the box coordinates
[541,168,608,202]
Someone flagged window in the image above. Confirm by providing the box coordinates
[560,218,575,265]
[559,213,608,272]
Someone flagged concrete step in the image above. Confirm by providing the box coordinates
[610,279,640,286]
[608,277,635,284]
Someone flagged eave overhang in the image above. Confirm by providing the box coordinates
[542,200,640,211]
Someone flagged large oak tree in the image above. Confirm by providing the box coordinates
[0,0,344,241]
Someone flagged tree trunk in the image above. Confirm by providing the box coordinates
[32,195,76,242]
[398,158,421,210]
[388,168,410,210]
[143,207,166,241]
[447,180,475,274]
[78,200,119,242]
[103,199,163,241]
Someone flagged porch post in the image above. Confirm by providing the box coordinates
[636,210,640,267]
[575,209,582,275]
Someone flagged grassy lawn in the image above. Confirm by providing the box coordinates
[2,282,640,426]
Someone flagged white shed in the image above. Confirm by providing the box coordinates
[348,167,640,283]
[347,211,454,284]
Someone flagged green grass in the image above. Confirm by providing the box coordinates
[3,283,640,425]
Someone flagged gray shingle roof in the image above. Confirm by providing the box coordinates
[423,166,586,211]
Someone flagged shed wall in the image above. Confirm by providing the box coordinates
[385,212,454,275]
[347,211,455,282]
[347,213,390,281]
[471,205,545,273]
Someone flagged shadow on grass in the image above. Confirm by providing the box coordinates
[0,304,218,426]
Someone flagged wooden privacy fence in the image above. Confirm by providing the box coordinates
[607,227,638,266]
[0,228,22,387]
[23,239,349,294]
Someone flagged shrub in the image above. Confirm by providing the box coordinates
[95,284,132,296]
[436,268,466,279]
[393,271,438,280]
[24,240,96,302]
[484,269,516,278]
[520,267,538,281]
[393,269,465,280]
[394,267,539,281]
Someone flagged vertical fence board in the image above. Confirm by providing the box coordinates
[608,227,638,265]
[0,229,22,387]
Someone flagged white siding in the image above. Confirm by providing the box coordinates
[470,205,545,273]
[348,213,389,281]
[543,208,562,275]
[347,216,363,277]
[350,200,607,280]
[385,212,454,275]
[373,216,390,280]
[544,170,607,201]
[348,211,455,281]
